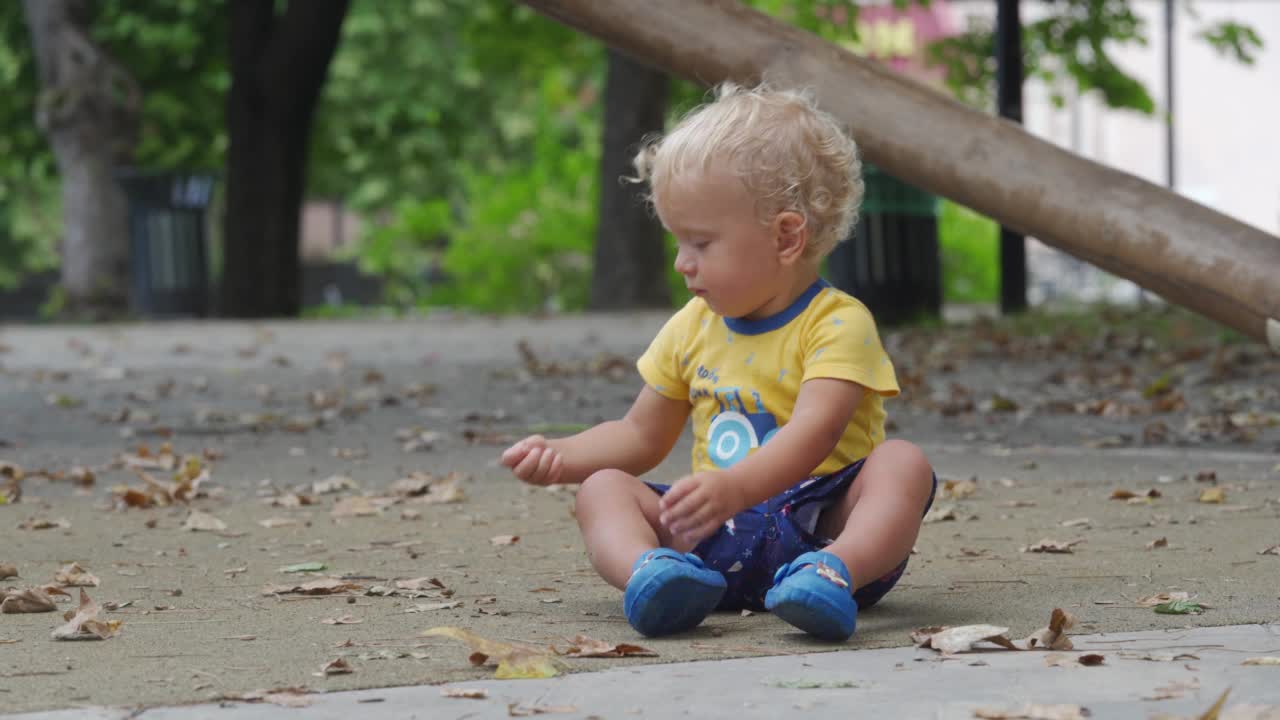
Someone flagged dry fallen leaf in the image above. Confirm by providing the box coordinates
[941,477,978,500]
[556,634,658,658]
[331,496,394,518]
[261,578,364,596]
[52,589,123,640]
[1259,546,1280,556]
[313,475,358,495]
[973,704,1090,719]
[1024,609,1075,651]
[1022,539,1083,554]
[1147,537,1169,550]
[1078,654,1105,666]
[424,626,564,679]
[416,479,466,505]
[18,517,70,531]
[1199,487,1226,504]
[321,615,362,625]
[407,601,464,613]
[0,562,17,580]
[441,688,488,699]
[1060,518,1091,528]
[1144,678,1199,701]
[54,562,100,587]
[912,625,1019,654]
[924,504,958,524]
[490,535,520,547]
[1242,657,1280,666]
[2,586,65,613]
[259,516,303,529]
[316,658,354,676]
[182,510,227,532]
[1136,591,1191,607]
[507,703,579,717]
[222,688,313,708]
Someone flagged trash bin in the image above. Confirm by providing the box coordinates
[116,170,216,317]
[826,165,941,326]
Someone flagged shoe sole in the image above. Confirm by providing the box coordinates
[626,570,726,637]
[766,588,854,641]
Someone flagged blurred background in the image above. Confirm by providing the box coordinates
[0,0,1273,324]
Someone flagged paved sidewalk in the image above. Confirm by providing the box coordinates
[2,316,1278,715]
[11,625,1280,719]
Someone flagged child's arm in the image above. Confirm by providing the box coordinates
[501,385,691,485]
[660,378,863,543]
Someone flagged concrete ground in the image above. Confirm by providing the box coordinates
[1,311,1278,716]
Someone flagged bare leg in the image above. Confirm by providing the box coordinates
[813,439,935,590]
[574,469,677,590]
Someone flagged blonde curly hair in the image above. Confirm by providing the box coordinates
[632,82,864,261]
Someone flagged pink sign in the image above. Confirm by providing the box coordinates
[825,0,958,84]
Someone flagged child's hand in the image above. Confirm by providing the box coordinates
[658,471,746,547]
[500,435,564,486]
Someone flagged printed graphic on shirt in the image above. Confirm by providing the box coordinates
[705,386,779,468]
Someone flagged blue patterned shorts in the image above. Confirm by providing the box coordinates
[646,460,937,611]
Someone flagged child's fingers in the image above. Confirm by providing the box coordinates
[659,477,694,511]
[513,447,545,480]
[500,443,527,467]
[532,447,557,484]
[547,452,563,484]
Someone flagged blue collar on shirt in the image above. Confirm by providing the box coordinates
[723,278,829,336]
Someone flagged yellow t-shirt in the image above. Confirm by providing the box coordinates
[637,279,899,476]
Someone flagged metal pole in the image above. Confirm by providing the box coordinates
[996,0,1026,313]
[1165,0,1176,190]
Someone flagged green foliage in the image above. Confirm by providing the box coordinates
[938,200,999,304]
[357,64,605,313]
[929,0,1263,115]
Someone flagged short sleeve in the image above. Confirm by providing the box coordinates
[801,302,899,397]
[636,301,696,400]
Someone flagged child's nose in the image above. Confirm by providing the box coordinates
[674,248,695,276]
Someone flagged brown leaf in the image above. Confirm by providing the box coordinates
[1136,591,1190,607]
[557,634,658,658]
[395,576,448,592]
[1022,539,1083,554]
[441,688,488,699]
[941,477,978,500]
[490,535,520,547]
[316,658,354,676]
[222,688,313,708]
[0,563,17,580]
[973,704,1090,719]
[2,587,60,613]
[1024,608,1076,651]
[414,478,466,505]
[261,578,364,596]
[425,626,564,679]
[1146,537,1169,550]
[18,517,70,531]
[913,625,1019,654]
[1078,653,1105,666]
[1241,657,1280,666]
[52,589,122,640]
[54,562,100,587]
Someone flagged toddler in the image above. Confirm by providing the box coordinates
[502,83,936,641]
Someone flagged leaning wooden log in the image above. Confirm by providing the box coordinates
[520,0,1280,351]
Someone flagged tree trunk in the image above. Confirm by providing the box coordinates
[518,0,1280,351]
[220,0,348,318]
[589,50,670,310]
[22,0,139,318]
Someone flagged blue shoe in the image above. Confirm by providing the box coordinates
[764,551,858,641]
[623,548,726,637]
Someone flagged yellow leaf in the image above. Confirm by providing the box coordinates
[1199,487,1225,504]
[424,626,562,679]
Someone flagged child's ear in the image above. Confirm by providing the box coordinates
[775,211,808,265]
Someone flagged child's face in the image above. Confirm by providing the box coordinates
[656,167,806,320]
